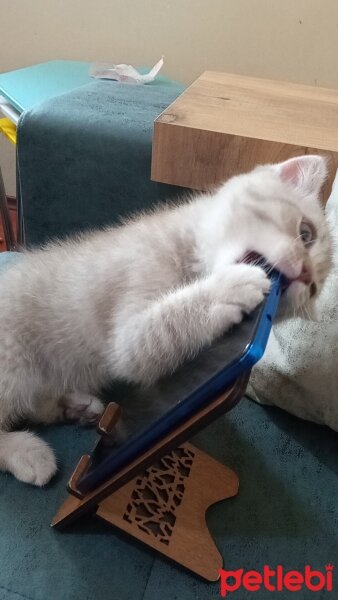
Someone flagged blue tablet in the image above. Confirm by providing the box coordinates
[78,270,282,493]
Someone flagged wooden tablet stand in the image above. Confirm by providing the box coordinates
[52,373,249,581]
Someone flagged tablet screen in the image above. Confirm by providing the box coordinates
[79,296,269,491]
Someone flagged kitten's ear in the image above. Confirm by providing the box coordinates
[276,155,328,196]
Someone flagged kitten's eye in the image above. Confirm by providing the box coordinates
[299,220,316,246]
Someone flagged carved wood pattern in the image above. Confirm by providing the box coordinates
[123,447,195,545]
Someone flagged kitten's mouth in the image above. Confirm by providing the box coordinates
[241,251,317,298]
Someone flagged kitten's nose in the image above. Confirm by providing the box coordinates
[296,263,312,285]
[291,263,317,296]
[280,259,314,288]
[278,258,304,280]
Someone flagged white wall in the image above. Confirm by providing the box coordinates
[1,0,338,195]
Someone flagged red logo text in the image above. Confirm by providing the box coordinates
[219,564,334,596]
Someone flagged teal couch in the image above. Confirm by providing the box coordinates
[1,75,337,599]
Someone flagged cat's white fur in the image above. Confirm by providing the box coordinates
[0,155,331,486]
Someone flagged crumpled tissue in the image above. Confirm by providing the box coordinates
[90,57,164,85]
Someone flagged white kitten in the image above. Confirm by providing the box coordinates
[0,155,331,486]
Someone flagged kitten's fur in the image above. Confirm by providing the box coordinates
[0,155,331,486]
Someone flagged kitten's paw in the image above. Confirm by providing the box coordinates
[60,393,104,426]
[209,264,270,331]
[233,264,271,312]
[4,432,57,486]
[217,264,270,312]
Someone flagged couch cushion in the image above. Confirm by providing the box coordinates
[247,172,338,431]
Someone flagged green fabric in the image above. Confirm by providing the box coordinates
[0,253,337,599]
[16,78,185,246]
[0,392,337,600]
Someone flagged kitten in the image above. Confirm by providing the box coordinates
[0,155,331,486]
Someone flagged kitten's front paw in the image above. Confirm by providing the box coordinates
[227,264,271,313]
[6,432,57,486]
[211,263,270,324]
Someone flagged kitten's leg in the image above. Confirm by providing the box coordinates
[31,392,105,426]
[0,392,103,486]
[112,264,270,385]
[0,430,57,486]
[58,392,104,425]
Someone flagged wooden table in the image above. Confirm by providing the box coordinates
[151,71,338,200]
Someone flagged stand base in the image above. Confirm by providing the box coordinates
[55,443,238,581]
[52,376,246,580]
[96,442,238,581]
